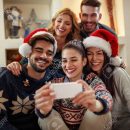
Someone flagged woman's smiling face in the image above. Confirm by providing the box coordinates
[62,48,86,81]
[86,47,105,74]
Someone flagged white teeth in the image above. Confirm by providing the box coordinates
[37,60,46,64]
[59,28,65,32]
[86,23,93,27]
[92,62,99,65]
[66,69,75,73]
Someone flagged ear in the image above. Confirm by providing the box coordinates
[83,57,87,67]
[98,13,102,21]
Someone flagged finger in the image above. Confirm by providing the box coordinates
[7,64,16,74]
[7,62,21,76]
[76,79,90,90]
[36,101,51,109]
[73,90,95,103]
[35,88,52,99]
[12,67,19,76]
[36,99,54,109]
[85,99,96,107]
[14,62,22,75]
[35,96,54,105]
[36,82,52,92]
[75,94,96,105]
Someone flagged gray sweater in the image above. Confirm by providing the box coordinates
[112,67,130,130]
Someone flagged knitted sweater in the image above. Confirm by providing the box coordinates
[0,66,54,130]
[49,73,113,130]
[111,67,130,130]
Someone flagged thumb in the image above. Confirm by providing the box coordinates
[76,79,90,91]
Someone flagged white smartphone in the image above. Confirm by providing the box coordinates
[50,82,83,99]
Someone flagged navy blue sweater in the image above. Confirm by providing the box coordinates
[0,66,54,130]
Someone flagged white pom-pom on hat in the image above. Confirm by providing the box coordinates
[19,28,57,57]
[110,56,122,66]
[19,43,32,57]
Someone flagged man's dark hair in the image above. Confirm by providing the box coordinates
[28,34,55,54]
[29,34,55,51]
[80,0,101,11]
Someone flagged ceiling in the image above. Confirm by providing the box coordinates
[4,0,52,5]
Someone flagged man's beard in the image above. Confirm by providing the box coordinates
[29,58,49,73]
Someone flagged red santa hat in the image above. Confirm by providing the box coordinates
[83,29,122,66]
[19,28,57,57]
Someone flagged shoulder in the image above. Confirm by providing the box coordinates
[84,72,104,86]
[113,67,130,80]
[112,67,130,93]
[98,23,117,36]
[0,67,11,78]
[85,72,102,81]
[0,67,16,86]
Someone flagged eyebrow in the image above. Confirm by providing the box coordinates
[57,18,71,23]
[34,47,53,53]
[34,47,43,50]
[87,50,102,53]
[62,57,77,59]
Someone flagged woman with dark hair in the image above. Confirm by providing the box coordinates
[83,29,130,130]
[35,40,112,130]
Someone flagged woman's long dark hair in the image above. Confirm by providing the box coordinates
[100,52,116,97]
[86,52,116,97]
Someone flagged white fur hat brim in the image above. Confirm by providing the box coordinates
[83,36,112,57]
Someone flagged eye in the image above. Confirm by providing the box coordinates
[65,22,71,26]
[62,59,67,63]
[82,13,88,17]
[46,51,53,56]
[97,51,103,55]
[91,13,97,18]
[71,59,77,62]
[87,52,93,55]
[34,48,43,53]
[57,20,61,23]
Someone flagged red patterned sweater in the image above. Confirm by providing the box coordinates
[51,72,113,130]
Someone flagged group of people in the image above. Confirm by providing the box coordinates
[0,0,130,130]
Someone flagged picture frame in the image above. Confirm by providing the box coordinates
[6,48,21,65]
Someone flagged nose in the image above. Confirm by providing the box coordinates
[65,61,72,68]
[87,15,92,22]
[92,54,97,60]
[40,52,47,58]
[59,22,65,28]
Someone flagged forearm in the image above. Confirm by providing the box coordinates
[88,73,113,113]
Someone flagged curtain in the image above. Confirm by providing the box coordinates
[106,0,115,31]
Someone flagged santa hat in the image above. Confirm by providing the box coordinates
[83,29,122,66]
[19,28,57,57]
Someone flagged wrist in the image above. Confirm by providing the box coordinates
[40,109,49,115]
[94,100,103,112]
[36,109,52,119]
